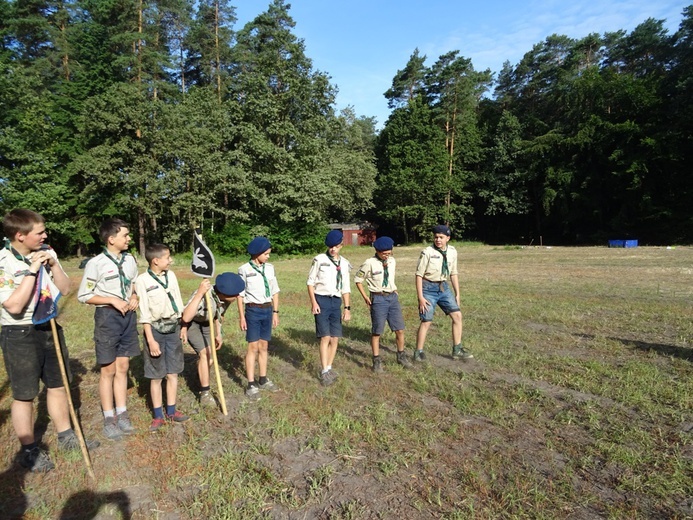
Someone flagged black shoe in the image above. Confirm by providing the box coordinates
[19,447,55,473]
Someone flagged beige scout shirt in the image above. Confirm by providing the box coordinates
[135,270,184,324]
[354,255,398,293]
[0,248,61,326]
[238,261,280,305]
[78,252,138,305]
[306,253,351,297]
[415,245,458,282]
[186,289,229,323]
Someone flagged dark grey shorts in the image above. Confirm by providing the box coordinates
[186,321,212,354]
[94,307,140,365]
[0,323,70,400]
[143,326,184,379]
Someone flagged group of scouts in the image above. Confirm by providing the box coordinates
[0,208,471,473]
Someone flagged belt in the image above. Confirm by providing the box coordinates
[370,292,394,297]
[245,302,272,308]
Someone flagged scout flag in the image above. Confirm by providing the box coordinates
[192,229,215,278]
[32,265,61,325]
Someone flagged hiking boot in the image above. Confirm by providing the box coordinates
[103,417,124,441]
[372,356,383,373]
[116,411,136,434]
[166,410,190,423]
[397,350,413,369]
[413,350,426,363]
[58,431,101,451]
[19,446,54,473]
[259,379,279,392]
[199,390,216,407]
[320,370,335,387]
[149,417,166,432]
[245,385,261,401]
[452,344,473,360]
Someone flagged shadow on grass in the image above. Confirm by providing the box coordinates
[614,337,693,361]
[269,328,312,369]
[59,490,130,519]
[0,457,29,519]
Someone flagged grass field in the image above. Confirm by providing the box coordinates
[0,244,692,519]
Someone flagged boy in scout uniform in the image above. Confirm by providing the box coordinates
[181,272,245,407]
[135,243,189,431]
[238,237,280,401]
[355,236,412,372]
[414,225,471,362]
[307,230,352,386]
[1,209,98,472]
[78,218,140,440]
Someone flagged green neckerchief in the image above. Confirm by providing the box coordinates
[4,239,31,266]
[433,245,449,278]
[103,248,131,300]
[249,260,271,298]
[375,254,389,288]
[147,268,179,313]
[327,250,342,290]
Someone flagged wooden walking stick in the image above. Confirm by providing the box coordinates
[205,291,228,416]
[50,318,96,482]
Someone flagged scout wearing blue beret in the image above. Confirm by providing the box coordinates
[238,237,280,400]
[307,230,352,386]
[413,225,470,362]
[354,236,412,372]
[181,272,245,407]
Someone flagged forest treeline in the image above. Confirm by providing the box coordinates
[1,0,691,254]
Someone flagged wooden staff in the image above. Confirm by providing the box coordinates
[50,318,96,482]
[205,291,227,415]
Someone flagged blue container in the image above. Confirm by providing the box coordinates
[608,239,638,248]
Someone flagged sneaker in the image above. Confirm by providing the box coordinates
[58,432,101,451]
[413,350,426,363]
[319,370,335,387]
[149,417,166,432]
[452,344,474,360]
[397,351,413,369]
[259,379,279,392]
[245,385,261,401]
[116,411,136,434]
[103,417,124,441]
[19,447,54,473]
[372,357,383,373]
[166,410,190,423]
[199,390,216,407]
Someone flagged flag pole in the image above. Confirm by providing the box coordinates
[50,318,96,482]
[205,291,228,416]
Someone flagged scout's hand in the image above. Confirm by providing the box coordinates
[342,309,351,322]
[199,278,211,294]
[363,297,372,308]
[215,334,223,350]
[272,313,279,328]
[112,298,129,316]
[239,316,247,331]
[180,328,188,344]
[311,303,321,315]
[149,339,162,357]
[418,298,431,314]
[127,294,139,311]
[29,251,50,273]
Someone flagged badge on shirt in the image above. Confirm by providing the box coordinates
[0,270,14,289]
[356,269,365,278]
[86,277,96,290]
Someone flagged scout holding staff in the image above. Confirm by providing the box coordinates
[1,209,99,472]
[354,236,412,372]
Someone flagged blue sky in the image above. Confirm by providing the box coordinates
[235,0,690,128]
